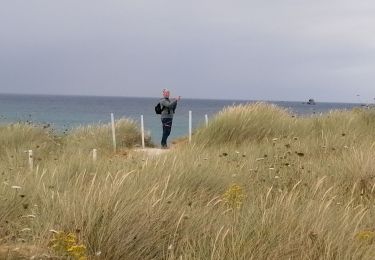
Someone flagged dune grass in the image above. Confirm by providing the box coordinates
[64,118,153,154]
[1,104,375,259]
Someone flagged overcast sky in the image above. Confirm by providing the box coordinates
[0,0,374,102]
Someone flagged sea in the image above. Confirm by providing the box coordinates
[0,94,363,144]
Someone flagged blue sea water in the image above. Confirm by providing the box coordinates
[0,94,362,144]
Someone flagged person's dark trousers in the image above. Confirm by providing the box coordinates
[161,118,173,148]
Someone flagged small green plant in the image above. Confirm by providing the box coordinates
[49,231,87,260]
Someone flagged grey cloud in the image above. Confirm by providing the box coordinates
[0,0,374,102]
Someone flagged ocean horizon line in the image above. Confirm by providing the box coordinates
[0,92,367,105]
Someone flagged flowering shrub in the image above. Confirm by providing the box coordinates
[223,184,246,209]
[49,231,87,260]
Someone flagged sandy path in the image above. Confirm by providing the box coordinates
[133,148,170,157]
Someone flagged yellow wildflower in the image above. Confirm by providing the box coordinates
[355,230,375,244]
[223,184,246,209]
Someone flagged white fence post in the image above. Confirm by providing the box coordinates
[189,110,192,143]
[111,113,117,152]
[93,149,97,162]
[28,150,33,170]
[205,114,208,127]
[141,115,145,149]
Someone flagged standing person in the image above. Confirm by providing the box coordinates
[159,89,181,149]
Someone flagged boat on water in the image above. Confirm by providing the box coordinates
[306,99,316,105]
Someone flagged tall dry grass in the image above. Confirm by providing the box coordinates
[64,118,153,154]
[194,103,297,145]
[1,104,375,259]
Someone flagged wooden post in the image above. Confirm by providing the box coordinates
[111,113,117,152]
[141,115,145,149]
[93,149,97,162]
[189,110,192,143]
[205,114,208,127]
[28,150,33,170]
